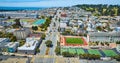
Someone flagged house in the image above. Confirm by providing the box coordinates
[60,22,67,32]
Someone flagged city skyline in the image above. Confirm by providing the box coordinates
[0,0,120,7]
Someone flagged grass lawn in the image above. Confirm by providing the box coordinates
[7,19,14,22]
[102,50,117,57]
[76,48,85,54]
[68,48,76,54]
[66,38,84,44]
[88,49,101,56]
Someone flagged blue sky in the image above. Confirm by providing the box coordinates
[0,0,120,7]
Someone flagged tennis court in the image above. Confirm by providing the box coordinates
[88,49,101,56]
[61,48,68,53]
[76,48,85,54]
[68,48,76,54]
[102,50,117,57]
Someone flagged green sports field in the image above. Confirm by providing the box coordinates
[76,48,85,54]
[61,48,85,54]
[66,38,84,44]
[61,48,68,53]
[68,48,76,54]
[102,50,117,56]
[88,49,101,56]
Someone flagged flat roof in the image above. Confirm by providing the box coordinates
[18,38,38,50]
[6,42,19,48]
[60,22,67,28]
[0,38,9,43]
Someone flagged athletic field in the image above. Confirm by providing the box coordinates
[66,38,84,44]
[61,48,85,54]
[102,50,117,56]
[61,48,118,57]
[88,49,101,56]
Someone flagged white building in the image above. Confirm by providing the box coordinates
[18,38,39,54]
[116,45,120,53]
[88,32,120,42]
[60,22,67,32]
[0,12,38,18]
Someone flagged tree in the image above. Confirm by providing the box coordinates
[14,19,21,27]
[19,40,25,46]
[79,54,100,60]
[36,48,40,53]
[8,16,11,19]
[41,33,46,39]
[55,46,61,55]
[45,40,52,47]
[41,16,45,19]
[111,55,120,61]
[10,36,17,42]
[62,52,76,57]
[32,26,38,31]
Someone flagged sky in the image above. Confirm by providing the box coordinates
[0,0,120,7]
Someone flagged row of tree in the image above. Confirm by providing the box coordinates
[62,52,77,57]
[74,4,120,16]
[55,41,61,55]
[111,55,120,61]
[40,17,51,30]
[79,54,100,60]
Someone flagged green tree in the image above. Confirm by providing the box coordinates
[14,19,21,27]
[41,33,46,39]
[112,55,120,61]
[45,40,52,47]
[19,40,25,46]
[32,26,38,31]
[8,16,11,19]
[36,48,40,53]
[55,46,61,55]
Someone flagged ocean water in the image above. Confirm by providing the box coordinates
[0,7,47,11]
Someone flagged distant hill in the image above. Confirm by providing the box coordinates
[73,4,120,16]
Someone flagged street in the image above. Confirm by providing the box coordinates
[38,9,60,63]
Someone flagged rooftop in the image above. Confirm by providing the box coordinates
[6,42,19,48]
[0,38,9,43]
[18,37,38,50]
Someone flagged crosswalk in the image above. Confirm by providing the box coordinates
[36,55,56,58]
